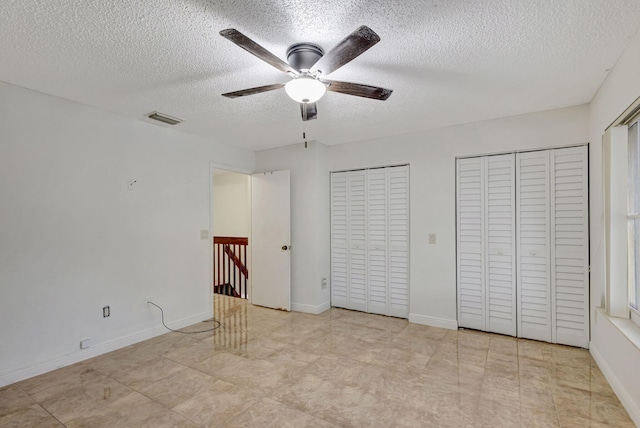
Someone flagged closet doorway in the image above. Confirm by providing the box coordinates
[456,145,589,348]
[330,165,410,318]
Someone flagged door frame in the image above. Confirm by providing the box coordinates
[209,163,253,315]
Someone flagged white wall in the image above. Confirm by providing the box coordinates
[254,142,330,313]
[0,81,254,386]
[328,105,589,327]
[588,28,640,425]
[212,172,250,238]
[254,106,589,321]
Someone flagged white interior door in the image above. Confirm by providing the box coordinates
[388,165,410,318]
[485,154,517,336]
[251,170,291,310]
[347,171,368,312]
[550,146,589,347]
[516,151,552,342]
[457,157,486,331]
[330,172,349,308]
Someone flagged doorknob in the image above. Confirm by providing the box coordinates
[282,245,289,251]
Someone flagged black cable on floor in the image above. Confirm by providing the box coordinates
[148,301,222,334]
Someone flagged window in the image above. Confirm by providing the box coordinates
[629,120,640,312]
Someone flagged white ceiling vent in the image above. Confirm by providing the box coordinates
[146,111,183,125]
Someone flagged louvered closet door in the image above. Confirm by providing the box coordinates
[330,172,348,309]
[551,146,589,347]
[367,168,388,315]
[347,170,367,311]
[485,154,517,336]
[388,165,410,318]
[457,157,486,331]
[516,151,552,342]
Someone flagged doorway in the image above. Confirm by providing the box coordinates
[210,166,292,312]
[212,169,251,299]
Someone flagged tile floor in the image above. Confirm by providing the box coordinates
[0,295,635,427]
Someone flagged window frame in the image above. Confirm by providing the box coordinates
[628,119,640,320]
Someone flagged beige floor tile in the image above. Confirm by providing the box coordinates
[269,372,327,410]
[139,367,217,408]
[190,350,243,377]
[0,403,64,427]
[303,417,341,428]
[352,364,426,404]
[64,391,196,428]
[0,384,36,415]
[18,365,103,402]
[38,376,132,423]
[217,356,308,393]
[161,335,224,367]
[518,339,545,361]
[104,355,187,390]
[224,397,314,428]
[171,379,259,426]
[304,381,396,427]
[299,354,368,386]
[370,345,431,373]
[478,398,521,427]
[1,294,633,427]
[327,336,385,363]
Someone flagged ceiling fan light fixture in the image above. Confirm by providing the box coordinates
[284,76,326,103]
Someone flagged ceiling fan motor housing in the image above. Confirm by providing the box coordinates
[286,43,324,72]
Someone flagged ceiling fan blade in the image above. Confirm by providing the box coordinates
[323,80,393,100]
[310,26,381,76]
[300,102,318,121]
[220,29,299,76]
[222,83,285,99]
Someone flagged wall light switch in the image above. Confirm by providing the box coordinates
[200,230,209,240]
[428,233,437,244]
[80,338,91,349]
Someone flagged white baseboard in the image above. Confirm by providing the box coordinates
[590,341,640,427]
[291,301,331,314]
[0,310,210,388]
[409,313,458,330]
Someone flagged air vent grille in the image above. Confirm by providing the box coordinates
[146,112,182,125]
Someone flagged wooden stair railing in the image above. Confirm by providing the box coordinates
[214,236,248,299]
[222,244,249,278]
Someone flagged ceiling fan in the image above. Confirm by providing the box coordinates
[219,25,393,121]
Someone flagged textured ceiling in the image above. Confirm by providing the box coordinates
[1,0,640,151]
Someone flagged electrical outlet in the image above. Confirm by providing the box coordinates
[321,277,327,289]
[103,306,110,317]
[80,338,91,349]
[200,230,209,240]
[428,233,437,244]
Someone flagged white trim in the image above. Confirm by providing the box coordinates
[209,163,215,321]
[455,142,589,160]
[291,301,330,314]
[0,311,210,388]
[604,126,630,318]
[211,162,253,175]
[631,308,640,328]
[409,313,458,330]
[590,340,640,426]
